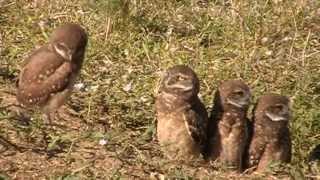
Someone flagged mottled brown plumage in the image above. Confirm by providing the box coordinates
[208,80,251,171]
[246,94,291,172]
[155,65,208,161]
[16,23,87,123]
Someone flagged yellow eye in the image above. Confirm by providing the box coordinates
[234,90,244,96]
[274,104,284,112]
[177,76,186,81]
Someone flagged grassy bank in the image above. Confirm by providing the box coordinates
[0,0,319,179]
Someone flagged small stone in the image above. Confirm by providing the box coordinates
[99,139,107,145]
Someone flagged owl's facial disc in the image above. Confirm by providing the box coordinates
[226,89,250,108]
[164,73,194,92]
[265,104,289,121]
[53,42,73,61]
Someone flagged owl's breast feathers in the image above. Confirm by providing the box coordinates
[217,111,247,136]
[17,46,73,107]
[156,94,208,149]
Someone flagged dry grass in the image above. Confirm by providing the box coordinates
[0,0,319,179]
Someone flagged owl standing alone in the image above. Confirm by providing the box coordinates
[16,23,88,123]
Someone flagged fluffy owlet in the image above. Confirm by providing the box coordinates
[16,23,88,123]
[207,80,251,171]
[246,94,291,172]
[155,65,208,161]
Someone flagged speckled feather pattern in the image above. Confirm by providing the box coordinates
[16,23,87,116]
[17,45,73,107]
[156,94,208,160]
[155,65,208,161]
[247,94,291,171]
[208,80,250,171]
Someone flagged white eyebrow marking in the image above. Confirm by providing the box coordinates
[166,83,193,91]
[54,43,70,60]
[227,98,243,108]
[265,112,287,121]
[176,73,190,79]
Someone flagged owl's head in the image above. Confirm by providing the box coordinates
[217,80,251,109]
[255,94,290,123]
[50,23,88,62]
[160,65,199,99]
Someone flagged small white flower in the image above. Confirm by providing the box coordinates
[261,37,268,44]
[123,81,133,92]
[265,50,273,56]
[99,139,107,145]
[74,83,85,91]
[282,36,291,42]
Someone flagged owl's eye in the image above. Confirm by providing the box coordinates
[56,42,68,51]
[273,104,284,112]
[177,75,186,81]
[233,90,244,97]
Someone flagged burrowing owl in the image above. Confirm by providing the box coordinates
[246,94,291,172]
[155,65,208,161]
[16,23,88,123]
[208,80,251,171]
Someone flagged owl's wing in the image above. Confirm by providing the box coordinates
[247,133,266,168]
[247,107,266,168]
[242,117,254,169]
[183,100,208,151]
[17,47,73,106]
[280,128,292,163]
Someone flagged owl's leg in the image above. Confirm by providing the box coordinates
[43,110,69,131]
[43,112,54,125]
[42,88,71,125]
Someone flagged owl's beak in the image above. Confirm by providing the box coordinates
[265,112,288,121]
[227,92,251,108]
[165,79,193,92]
[67,50,73,61]
[177,80,193,91]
